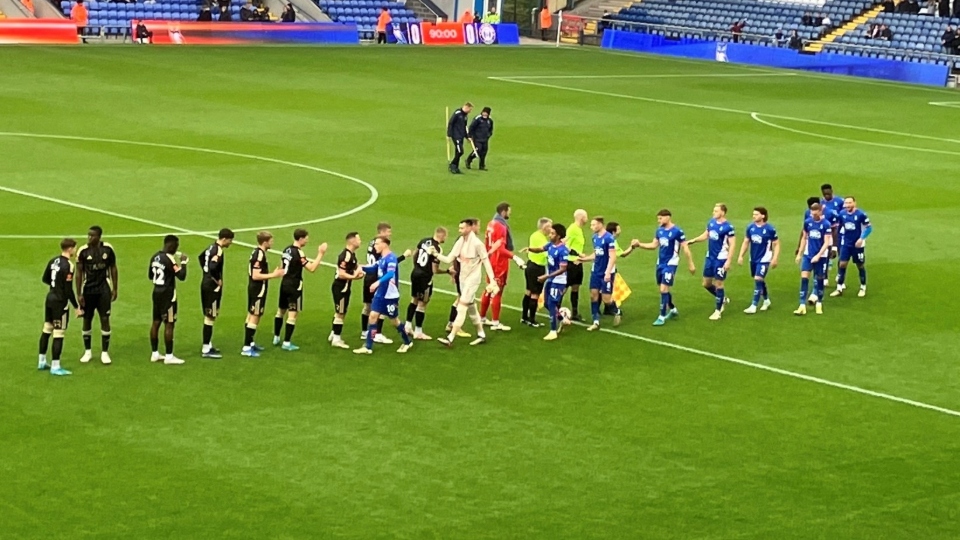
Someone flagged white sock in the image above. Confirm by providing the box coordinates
[39,354,47,363]
[52,360,60,369]
[477,332,486,339]
[283,341,290,347]
[492,320,500,325]
[415,327,422,334]
[202,344,211,353]
[165,353,173,361]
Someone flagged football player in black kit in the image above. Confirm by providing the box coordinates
[39,238,81,376]
[76,226,118,365]
[361,222,411,344]
[273,228,328,351]
[149,235,188,365]
[404,227,448,340]
[242,231,285,358]
[197,228,235,359]
[329,231,365,349]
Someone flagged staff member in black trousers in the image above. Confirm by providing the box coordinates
[447,102,472,174]
[466,107,494,171]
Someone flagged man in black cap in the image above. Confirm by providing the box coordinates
[466,107,494,171]
[447,102,472,174]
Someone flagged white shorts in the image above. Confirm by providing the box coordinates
[459,280,480,305]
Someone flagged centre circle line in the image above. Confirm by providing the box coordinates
[0,131,379,239]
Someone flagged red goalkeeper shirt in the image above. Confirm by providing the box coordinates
[485,219,514,274]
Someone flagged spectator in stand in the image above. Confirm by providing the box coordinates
[880,24,893,40]
[821,14,832,35]
[280,3,295,22]
[255,2,271,21]
[921,0,937,15]
[881,0,895,13]
[801,11,813,26]
[459,10,472,23]
[376,7,391,44]
[866,23,880,38]
[197,6,212,20]
[135,19,153,43]
[774,26,786,46]
[939,0,950,17]
[71,0,88,43]
[482,6,499,23]
[599,10,614,35]
[218,0,232,21]
[539,5,552,41]
[943,25,958,54]
[788,29,803,50]
[897,0,920,13]
[240,1,256,20]
[730,19,745,43]
[473,13,481,23]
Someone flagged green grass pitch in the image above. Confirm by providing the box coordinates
[2,45,960,538]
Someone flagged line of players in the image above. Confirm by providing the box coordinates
[36,186,871,374]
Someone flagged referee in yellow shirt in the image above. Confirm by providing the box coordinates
[565,209,588,321]
[522,217,552,327]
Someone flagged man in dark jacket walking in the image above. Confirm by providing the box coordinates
[447,102,472,174]
[466,107,494,171]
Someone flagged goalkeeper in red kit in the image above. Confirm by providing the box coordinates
[480,202,526,331]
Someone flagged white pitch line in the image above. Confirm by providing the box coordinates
[0,132,379,235]
[929,101,960,108]
[493,73,796,80]
[490,77,960,148]
[5,184,960,420]
[750,113,960,157]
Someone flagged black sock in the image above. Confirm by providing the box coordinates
[150,336,159,352]
[82,331,92,351]
[448,305,457,324]
[415,310,425,328]
[571,291,580,315]
[101,331,111,352]
[406,303,417,323]
[521,296,530,321]
[39,332,50,355]
[52,337,63,361]
[284,321,296,343]
[361,313,369,333]
[244,325,256,347]
[333,322,343,337]
[202,323,213,346]
[165,339,174,355]
[377,318,385,333]
[274,316,283,338]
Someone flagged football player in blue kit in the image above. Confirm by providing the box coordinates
[830,196,872,298]
[635,209,696,326]
[687,203,736,321]
[794,202,833,316]
[737,207,780,314]
[523,224,570,341]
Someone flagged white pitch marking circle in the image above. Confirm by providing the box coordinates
[0,132,379,239]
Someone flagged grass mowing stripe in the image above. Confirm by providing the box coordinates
[5,180,960,420]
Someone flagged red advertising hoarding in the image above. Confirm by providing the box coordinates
[0,19,79,44]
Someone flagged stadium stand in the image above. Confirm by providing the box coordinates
[61,0,255,37]
[315,0,418,40]
[609,0,956,66]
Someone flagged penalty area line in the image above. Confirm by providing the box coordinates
[4,185,960,420]
[491,73,797,80]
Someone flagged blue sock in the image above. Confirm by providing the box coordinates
[715,288,725,311]
[365,327,375,349]
[815,277,825,299]
[667,293,675,309]
[837,266,847,286]
[397,324,411,345]
[704,284,716,296]
[858,266,867,286]
[752,281,763,306]
[659,293,669,317]
[761,282,769,300]
[550,307,559,331]
[591,300,600,322]
[799,277,809,304]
